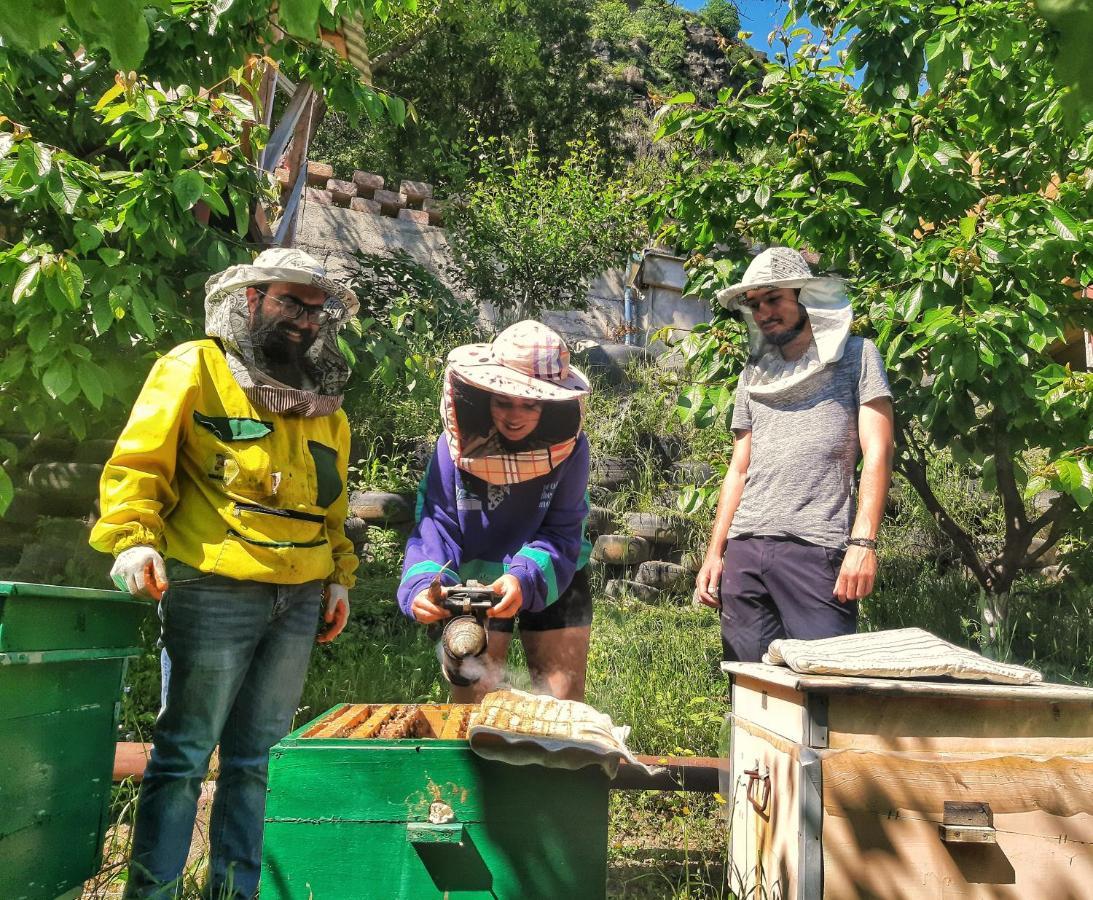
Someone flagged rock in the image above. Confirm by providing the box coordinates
[373,188,407,215]
[399,180,434,204]
[348,490,413,524]
[352,170,385,197]
[1032,490,1062,513]
[306,161,334,186]
[422,197,445,226]
[1025,537,1060,569]
[605,578,661,604]
[591,534,651,566]
[326,178,357,204]
[635,560,691,591]
[397,208,431,226]
[350,197,382,215]
[305,187,333,206]
[622,65,645,89]
[625,511,684,546]
[274,167,292,189]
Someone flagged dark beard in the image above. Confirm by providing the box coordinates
[767,305,809,347]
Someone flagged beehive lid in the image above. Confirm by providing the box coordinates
[723,662,1093,703]
[0,581,150,661]
[299,703,476,741]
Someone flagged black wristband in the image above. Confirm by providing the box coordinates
[847,537,877,551]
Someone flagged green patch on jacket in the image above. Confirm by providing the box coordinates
[193,412,273,441]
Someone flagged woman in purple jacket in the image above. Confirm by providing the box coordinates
[397,321,593,702]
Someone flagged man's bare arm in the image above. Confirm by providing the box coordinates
[834,398,894,603]
[695,430,751,607]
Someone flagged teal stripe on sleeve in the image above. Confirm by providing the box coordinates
[400,560,458,585]
[414,457,433,523]
[513,547,559,607]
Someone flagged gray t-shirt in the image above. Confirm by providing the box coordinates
[728,336,892,549]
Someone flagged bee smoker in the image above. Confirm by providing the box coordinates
[437,581,497,687]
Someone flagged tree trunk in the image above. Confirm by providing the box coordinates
[976,588,1014,661]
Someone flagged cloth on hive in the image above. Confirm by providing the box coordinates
[763,627,1042,685]
[466,689,660,777]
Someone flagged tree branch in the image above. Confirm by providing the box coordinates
[896,451,993,592]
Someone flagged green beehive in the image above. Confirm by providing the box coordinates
[262,703,611,899]
[0,581,151,900]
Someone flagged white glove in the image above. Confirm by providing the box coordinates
[317,583,350,643]
[111,546,168,600]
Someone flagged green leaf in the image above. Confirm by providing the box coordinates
[1046,203,1081,242]
[42,359,73,400]
[91,293,114,335]
[74,220,103,252]
[666,92,696,106]
[12,261,40,303]
[953,342,977,380]
[959,216,976,242]
[76,360,104,409]
[278,0,323,38]
[827,171,866,187]
[0,0,65,54]
[171,170,205,210]
[57,260,85,307]
[25,141,52,177]
[66,0,150,70]
[0,463,12,516]
[754,183,771,209]
[129,290,157,339]
[1055,458,1083,493]
[385,95,407,127]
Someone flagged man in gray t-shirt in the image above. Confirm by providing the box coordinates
[694,247,894,662]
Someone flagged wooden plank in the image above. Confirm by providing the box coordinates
[722,661,1093,703]
[302,704,372,739]
[820,749,1093,836]
[727,713,802,900]
[349,704,397,739]
[419,704,451,738]
[826,692,1093,754]
[823,805,1093,899]
[731,673,807,744]
[441,705,473,740]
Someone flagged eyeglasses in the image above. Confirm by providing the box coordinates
[741,291,794,312]
[255,289,340,325]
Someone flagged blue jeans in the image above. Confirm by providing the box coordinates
[125,564,322,899]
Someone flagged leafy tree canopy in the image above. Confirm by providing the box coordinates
[0,0,418,511]
[448,136,643,319]
[649,0,1092,608]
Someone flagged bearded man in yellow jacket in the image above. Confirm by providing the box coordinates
[91,248,359,899]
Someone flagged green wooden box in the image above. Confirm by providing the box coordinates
[0,581,151,900]
[262,703,611,899]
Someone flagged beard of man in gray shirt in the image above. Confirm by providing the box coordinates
[694,247,895,663]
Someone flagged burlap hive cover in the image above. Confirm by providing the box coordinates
[467,689,658,777]
[763,627,1042,685]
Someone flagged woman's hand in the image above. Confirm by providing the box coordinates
[411,586,451,623]
[487,574,522,619]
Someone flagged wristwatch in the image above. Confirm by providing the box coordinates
[847,537,877,551]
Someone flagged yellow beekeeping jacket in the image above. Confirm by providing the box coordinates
[90,340,357,587]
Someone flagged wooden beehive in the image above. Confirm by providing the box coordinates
[0,581,150,900]
[261,703,610,899]
[722,662,1093,899]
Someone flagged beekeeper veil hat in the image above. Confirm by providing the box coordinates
[716,247,852,398]
[204,248,358,416]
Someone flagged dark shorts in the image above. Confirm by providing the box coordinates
[489,566,593,633]
[719,535,856,663]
